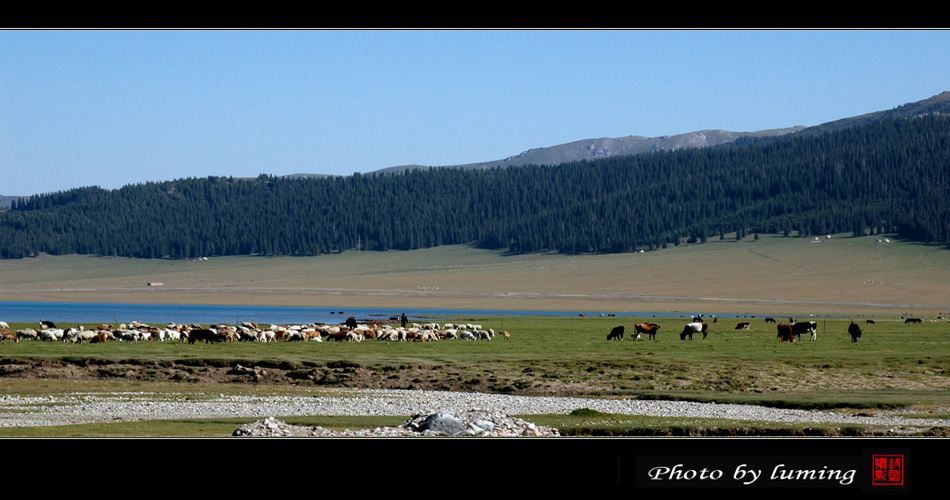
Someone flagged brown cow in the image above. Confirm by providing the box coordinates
[0,329,18,343]
[89,332,109,343]
[635,323,661,340]
[777,323,794,342]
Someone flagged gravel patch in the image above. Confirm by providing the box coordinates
[2,388,949,434]
[233,409,560,437]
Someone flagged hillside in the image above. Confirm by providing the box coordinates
[793,91,950,137]
[2,111,949,260]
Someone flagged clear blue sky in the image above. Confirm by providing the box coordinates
[2,29,948,196]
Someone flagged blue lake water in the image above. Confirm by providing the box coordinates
[0,301,694,326]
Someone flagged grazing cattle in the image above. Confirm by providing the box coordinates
[866,319,876,324]
[501,331,511,340]
[765,317,776,324]
[187,328,220,344]
[848,321,863,342]
[905,317,922,324]
[777,323,795,342]
[635,323,661,340]
[607,326,624,341]
[40,320,57,329]
[0,322,8,329]
[735,322,750,330]
[791,321,818,341]
[680,322,708,340]
[89,333,109,344]
[0,329,18,343]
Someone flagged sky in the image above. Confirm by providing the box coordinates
[2,29,948,196]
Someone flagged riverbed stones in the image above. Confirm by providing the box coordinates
[231,409,560,437]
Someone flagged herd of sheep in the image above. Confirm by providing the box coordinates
[0,319,510,344]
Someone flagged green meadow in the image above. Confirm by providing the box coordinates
[2,232,950,436]
[1,315,949,436]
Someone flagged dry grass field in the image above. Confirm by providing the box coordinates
[1,233,949,317]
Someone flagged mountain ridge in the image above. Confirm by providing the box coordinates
[367,92,950,175]
[371,126,807,174]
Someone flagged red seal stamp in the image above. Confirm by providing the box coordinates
[872,455,904,486]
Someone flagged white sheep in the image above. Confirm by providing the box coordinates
[16,329,38,340]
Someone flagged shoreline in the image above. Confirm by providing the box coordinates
[1,287,945,318]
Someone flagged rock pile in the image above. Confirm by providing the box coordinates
[233,409,560,437]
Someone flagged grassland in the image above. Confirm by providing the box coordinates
[1,315,949,436]
[2,233,950,436]
[3,315,948,399]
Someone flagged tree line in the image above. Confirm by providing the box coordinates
[1,114,948,260]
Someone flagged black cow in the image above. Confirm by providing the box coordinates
[791,321,818,341]
[607,325,624,341]
[848,321,863,342]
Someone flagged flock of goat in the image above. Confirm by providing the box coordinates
[0,318,510,344]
